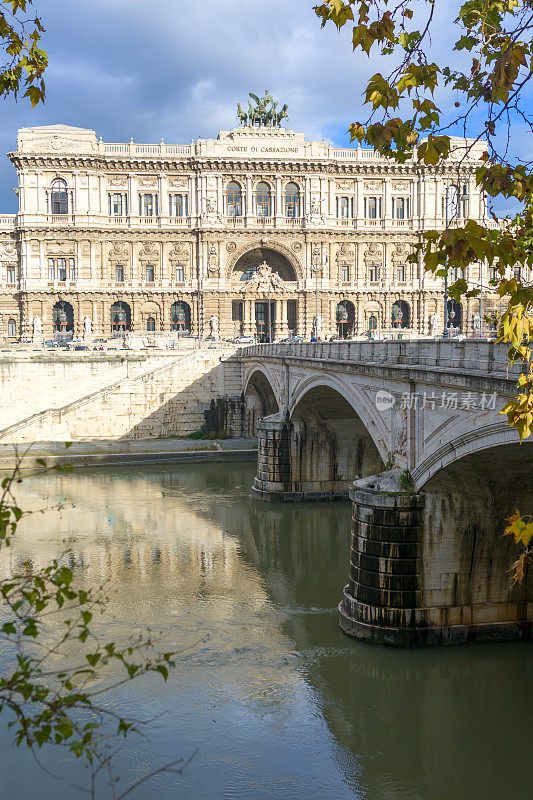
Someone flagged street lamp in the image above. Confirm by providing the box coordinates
[311,245,321,338]
[443,181,469,337]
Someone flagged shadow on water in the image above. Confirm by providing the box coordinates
[2,461,532,800]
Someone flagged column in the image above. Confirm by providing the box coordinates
[356,177,364,220]
[384,178,392,224]
[245,177,253,219]
[243,297,253,335]
[274,299,282,340]
[275,177,282,220]
[281,298,288,337]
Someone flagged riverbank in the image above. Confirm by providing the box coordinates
[0,437,257,473]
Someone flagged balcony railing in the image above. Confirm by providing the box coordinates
[102,142,191,157]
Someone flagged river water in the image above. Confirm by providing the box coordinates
[1,461,531,800]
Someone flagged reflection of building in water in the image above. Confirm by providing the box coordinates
[4,467,311,704]
[0,109,503,343]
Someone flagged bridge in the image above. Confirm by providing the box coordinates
[238,340,533,646]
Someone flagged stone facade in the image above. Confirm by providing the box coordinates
[0,122,503,342]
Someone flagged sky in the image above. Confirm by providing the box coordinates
[0,0,529,213]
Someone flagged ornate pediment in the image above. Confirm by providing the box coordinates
[46,241,75,255]
[108,242,130,263]
[392,181,411,192]
[240,261,289,293]
[168,245,190,264]
[392,243,410,262]
[168,177,189,189]
[108,175,128,187]
[364,242,383,261]
[0,243,17,260]
[139,243,159,262]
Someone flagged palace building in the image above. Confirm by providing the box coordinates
[0,96,501,343]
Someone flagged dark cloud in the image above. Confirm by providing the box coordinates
[0,0,526,214]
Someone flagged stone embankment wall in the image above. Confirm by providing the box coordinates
[0,354,156,429]
[0,349,244,443]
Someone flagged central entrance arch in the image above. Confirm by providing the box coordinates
[230,246,300,342]
[231,247,298,283]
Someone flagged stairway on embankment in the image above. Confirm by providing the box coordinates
[0,348,242,444]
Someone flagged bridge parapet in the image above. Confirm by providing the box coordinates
[241,340,519,378]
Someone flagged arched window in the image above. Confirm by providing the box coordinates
[391,300,410,329]
[285,183,300,218]
[256,182,271,217]
[146,317,156,332]
[51,179,68,215]
[7,318,16,337]
[170,301,191,332]
[336,301,355,338]
[446,299,462,331]
[110,301,132,332]
[226,182,242,217]
[52,301,74,335]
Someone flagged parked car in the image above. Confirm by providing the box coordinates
[74,344,89,351]
[234,336,255,344]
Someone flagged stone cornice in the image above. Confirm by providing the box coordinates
[8,151,480,178]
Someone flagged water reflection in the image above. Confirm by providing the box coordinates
[1,463,531,800]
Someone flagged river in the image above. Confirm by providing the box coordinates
[1,461,531,799]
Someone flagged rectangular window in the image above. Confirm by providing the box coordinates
[175,265,184,282]
[146,265,155,283]
[449,267,466,282]
[369,264,379,282]
[514,266,521,282]
[108,193,128,216]
[139,193,157,217]
[488,265,497,282]
[58,257,67,282]
[232,300,243,322]
[364,196,382,219]
[6,266,15,284]
[396,264,406,282]
[48,258,55,281]
[393,197,410,219]
[169,194,188,217]
[336,197,352,219]
[341,265,350,282]
[287,299,297,334]
[69,258,76,281]
[115,264,124,283]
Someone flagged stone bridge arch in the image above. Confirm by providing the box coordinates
[243,364,280,437]
[288,379,385,498]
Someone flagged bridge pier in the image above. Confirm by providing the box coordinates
[339,468,532,646]
[251,415,293,501]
